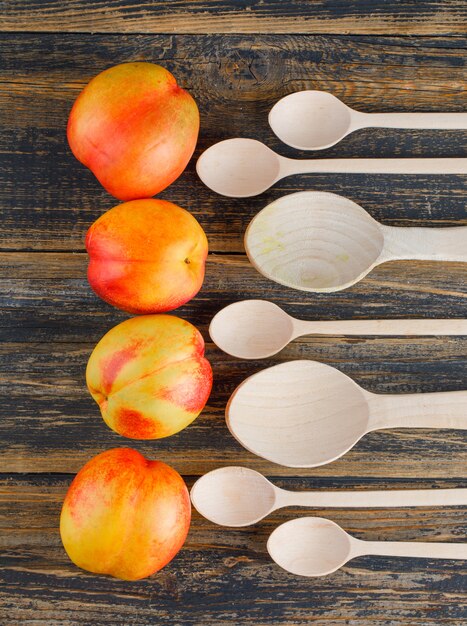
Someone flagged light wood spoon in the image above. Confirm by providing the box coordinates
[245,191,467,292]
[210,299,467,359]
[268,517,467,577]
[190,466,467,527]
[196,138,467,197]
[226,360,467,468]
[269,90,467,151]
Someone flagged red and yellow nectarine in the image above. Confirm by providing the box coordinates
[86,198,208,314]
[67,62,199,200]
[60,448,191,580]
[86,315,212,439]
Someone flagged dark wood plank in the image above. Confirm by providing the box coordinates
[1,335,466,477]
[1,253,466,343]
[0,33,465,252]
[0,253,466,476]
[2,1,467,35]
[1,475,466,624]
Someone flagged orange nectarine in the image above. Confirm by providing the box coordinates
[86,198,208,314]
[60,448,191,580]
[67,62,199,200]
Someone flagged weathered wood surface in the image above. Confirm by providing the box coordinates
[0,252,466,478]
[0,34,466,252]
[2,1,467,35]
[1,326,467,477]
[0,26,466,626]
[1,475,466,625]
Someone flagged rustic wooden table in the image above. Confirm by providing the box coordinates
[1,2,466,624]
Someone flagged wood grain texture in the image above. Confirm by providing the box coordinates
[1,475,466,625]
[0,253,466,478]
[1,0,467,35]
[0,34,466,252]
[0,26,466,625]
[1,253,466,343]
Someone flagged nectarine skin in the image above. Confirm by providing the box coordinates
[86,315,213,439]
[60,448,191,580]
[86,199,208,314]
[67,62,199,200]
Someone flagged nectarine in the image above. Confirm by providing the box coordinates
[86,315,212,439]
[86,198,208,314]
[67,62,199,200]
[60,448,191,580]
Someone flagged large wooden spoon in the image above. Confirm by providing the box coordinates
[226,360,467,468]
[268,517,467,577]
[245,191,467,292]
[190,466,467,527]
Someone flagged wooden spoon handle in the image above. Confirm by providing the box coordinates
[292,318,467,338]
[357,111,467,130]
[381,225,467,262]
[277,488,467,509]
[354,539,467,561]
[367,390,467,430]
[282,157,467,177]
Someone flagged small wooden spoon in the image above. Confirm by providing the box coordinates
[209,300,467,359]
[245,191,467,292]
[268,517,467,577]
[269,90,467,151]
[190,466,467,527]
[196,138,467,197]
[226,360,467,468]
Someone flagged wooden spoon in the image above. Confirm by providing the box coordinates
[209,299,467,359]
[268,517,467,577]
[190,466,467,527]
[269,90,467,151]
[245,191,467,292]
[196,138,467,197]
[226,360,467,468]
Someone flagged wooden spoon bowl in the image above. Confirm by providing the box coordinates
[267,517,352,576]
[269,90,353,150]
[190,466,276,527]
[209,299,295,359]
[245,191,467,292]
[227,360,370,467]
[245,191,384,291]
